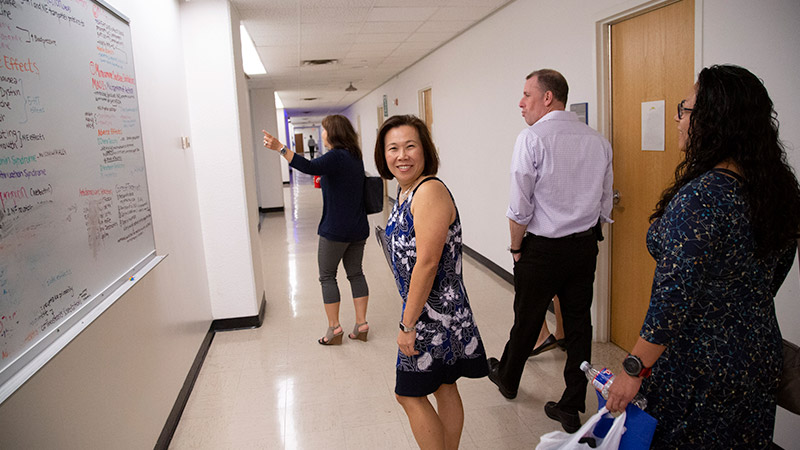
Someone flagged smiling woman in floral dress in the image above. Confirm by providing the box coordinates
[375,115,488,450]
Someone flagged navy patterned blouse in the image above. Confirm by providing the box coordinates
[640,168,795,449]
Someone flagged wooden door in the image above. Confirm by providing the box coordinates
[294,132,304,153]
[610,0,694,351]
[419,88,433,132]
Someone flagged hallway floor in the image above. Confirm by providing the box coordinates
[170,172,626,449]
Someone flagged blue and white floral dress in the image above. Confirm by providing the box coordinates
[385,177,488,396]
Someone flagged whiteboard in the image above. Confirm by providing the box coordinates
[0,0,158,402]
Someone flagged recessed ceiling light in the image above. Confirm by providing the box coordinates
[302,59,338,66]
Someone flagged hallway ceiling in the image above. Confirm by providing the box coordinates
[232,0,514,125]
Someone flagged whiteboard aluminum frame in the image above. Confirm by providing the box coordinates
[0,253,165,404]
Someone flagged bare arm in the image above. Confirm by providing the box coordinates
[397,180,456,356]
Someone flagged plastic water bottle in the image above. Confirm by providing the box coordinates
[580,361,648,410]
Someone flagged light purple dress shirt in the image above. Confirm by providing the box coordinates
[507,110,613,238]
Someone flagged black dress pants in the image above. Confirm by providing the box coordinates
[497,232,598,413]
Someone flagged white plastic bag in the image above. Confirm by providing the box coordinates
[536,407,627,450]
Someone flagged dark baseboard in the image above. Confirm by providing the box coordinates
[258,206,284,213]
[463,244,513,285]
[155,328,215,449]
[211,294,267,332]
[156,295,266,448]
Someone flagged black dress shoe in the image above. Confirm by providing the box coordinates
[544,401,581,433]
[530,334,558,356]
[487,357,517,399]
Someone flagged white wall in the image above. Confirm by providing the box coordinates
[346,0,800,443]
[181,0,262,319]
[0,0,213,447]
[250,88,284,209]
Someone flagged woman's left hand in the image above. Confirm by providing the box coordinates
[262,130,283,151]
[606,372,643,413]
[397,329,419,356]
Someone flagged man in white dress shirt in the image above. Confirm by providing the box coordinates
[487,69,613,433]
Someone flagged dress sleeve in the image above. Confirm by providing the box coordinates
[289,149,341,175]
[640,184,723,346]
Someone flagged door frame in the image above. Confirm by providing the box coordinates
[591,0,704,342]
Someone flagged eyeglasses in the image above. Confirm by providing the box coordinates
[677,99,693,119]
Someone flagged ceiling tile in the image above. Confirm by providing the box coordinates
[446,0,509,6]
[405,32,451,44]
[300,7,370,23]
[367,7,439,22]
[260,7,300,23]
[349,42,400,53]
[230,0,508,112]
[301,22,362,36]
[373,0,449,5]
[299,47,348,61]
[339,56,384,66]
[354,33,410,44]
[360,21,423,34]
[415,20,472,33]
[394,41,438,52]
[429,6,493,21]
[234,0,296,10]
[301,33,356,45]
[299,0,375,7]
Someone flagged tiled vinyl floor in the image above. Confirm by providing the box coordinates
[170,172,627,449]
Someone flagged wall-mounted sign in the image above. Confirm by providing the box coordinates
[641,100,665,151]
[569,102,588,124]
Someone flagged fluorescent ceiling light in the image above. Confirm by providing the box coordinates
[240,24,266,75]
[274,92,284,109]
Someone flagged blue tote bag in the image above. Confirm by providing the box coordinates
[594,391,657,450]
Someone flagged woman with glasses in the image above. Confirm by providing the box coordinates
[606,65,800,448]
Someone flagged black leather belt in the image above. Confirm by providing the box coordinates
[524,229,594,240]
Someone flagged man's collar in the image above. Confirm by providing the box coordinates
[535,109,576,124]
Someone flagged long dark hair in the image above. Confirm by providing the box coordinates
[374,115,439,180]
[651,64,800,255]
[321,114,361,160]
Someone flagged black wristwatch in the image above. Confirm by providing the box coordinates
[399,321,415,333]
[279,146,288,156]
[622,354,652,378]
[507,246,522,254]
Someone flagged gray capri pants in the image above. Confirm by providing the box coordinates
[318,236,369,304]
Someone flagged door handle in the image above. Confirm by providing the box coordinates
[613,189,621,205]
